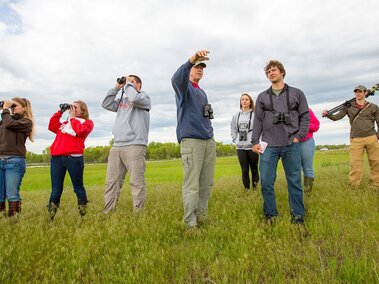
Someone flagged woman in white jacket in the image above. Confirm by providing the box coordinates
[231,93,259,191]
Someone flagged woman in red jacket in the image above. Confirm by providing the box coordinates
[300,108,320,192]
[47,101,94,220]
[0,97,34,217]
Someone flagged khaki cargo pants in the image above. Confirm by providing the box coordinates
[104,145,147,213]
[349,135,379,187]
[180,137,216,227]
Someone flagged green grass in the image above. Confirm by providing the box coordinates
[0,150,378,283]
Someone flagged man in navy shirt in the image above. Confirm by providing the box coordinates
[172,50,216,229]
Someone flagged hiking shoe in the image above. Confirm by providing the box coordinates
[185,225,199,236]
[264,215,277,225]
[252,182,258,190]
[78,204,86,217]
[291,215,305,225]
[198,216,214,227]
[47,202,58,221]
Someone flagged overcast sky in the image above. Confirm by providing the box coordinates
[1,0,378,154]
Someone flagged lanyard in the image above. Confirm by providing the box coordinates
[268,85,291,113]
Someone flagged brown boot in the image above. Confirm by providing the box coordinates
[8,201,21,217]
[304,177,314,193]
[0,202,5,216]
[47,202,58,221]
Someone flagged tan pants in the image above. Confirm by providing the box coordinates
[349,135,379,187]
[180,138,216,227]
[104,145,146,213]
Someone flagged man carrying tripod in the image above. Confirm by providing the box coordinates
[323,85,379,189]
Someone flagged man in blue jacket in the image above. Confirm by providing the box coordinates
[102,75,151,213]
[172,50,216,229]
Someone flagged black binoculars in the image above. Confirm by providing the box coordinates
[117,77,126,84]
[203,103,214,119]
[59,103,72,111]
[272,112,291,125]
[0,101,16,108]
[239,130,248,141]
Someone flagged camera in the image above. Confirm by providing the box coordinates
[203,103,214,119]
[117,77,126,84]
[239,130,248,141]
[59,103,72,111]
[0,101,17,108]
[272,112,291,125]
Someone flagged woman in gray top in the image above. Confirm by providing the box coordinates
[231,93,259,190]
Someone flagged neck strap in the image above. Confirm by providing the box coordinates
[268,84,290,113]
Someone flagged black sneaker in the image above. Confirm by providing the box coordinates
[47,202,58,221]
[78,204,86,217]
[264,215,277,225]
[252,182,258,190]
[291,215,304,225]
[291,215,309,238]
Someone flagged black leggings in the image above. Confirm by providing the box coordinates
[237,149,259,189]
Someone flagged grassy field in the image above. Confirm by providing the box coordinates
[0,150,378,283]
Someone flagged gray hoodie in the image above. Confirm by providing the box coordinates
[102,83,151,146]
[231,109,254,150]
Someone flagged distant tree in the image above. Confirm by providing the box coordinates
[26,141,239,163]
[216,142,236,157]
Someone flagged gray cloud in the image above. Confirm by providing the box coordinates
[1,0,378,153]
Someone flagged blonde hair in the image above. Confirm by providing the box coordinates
[12,97,35,142]
[73,100,90,120]
[239,93,254,111]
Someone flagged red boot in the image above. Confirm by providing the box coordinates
[0,202,5,216]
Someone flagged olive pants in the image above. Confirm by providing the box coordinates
[180,138,216,227]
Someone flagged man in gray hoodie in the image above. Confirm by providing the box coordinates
[102,75,151,213]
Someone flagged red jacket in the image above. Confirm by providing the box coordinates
[301,108,320,142]
[48,111,94,156]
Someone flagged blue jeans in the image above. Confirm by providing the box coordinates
[0,157,26,202]
[300,138,316,178]
[49,156,88,205]
[259,143,304,218]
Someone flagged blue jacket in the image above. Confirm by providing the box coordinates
[171,60,214,143]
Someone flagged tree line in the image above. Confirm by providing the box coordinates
[26,141,237,164]
[25,141,349,164]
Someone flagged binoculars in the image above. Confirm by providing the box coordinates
[203,103,214,119]
[0,101,16,108]
[272,112,291,125]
